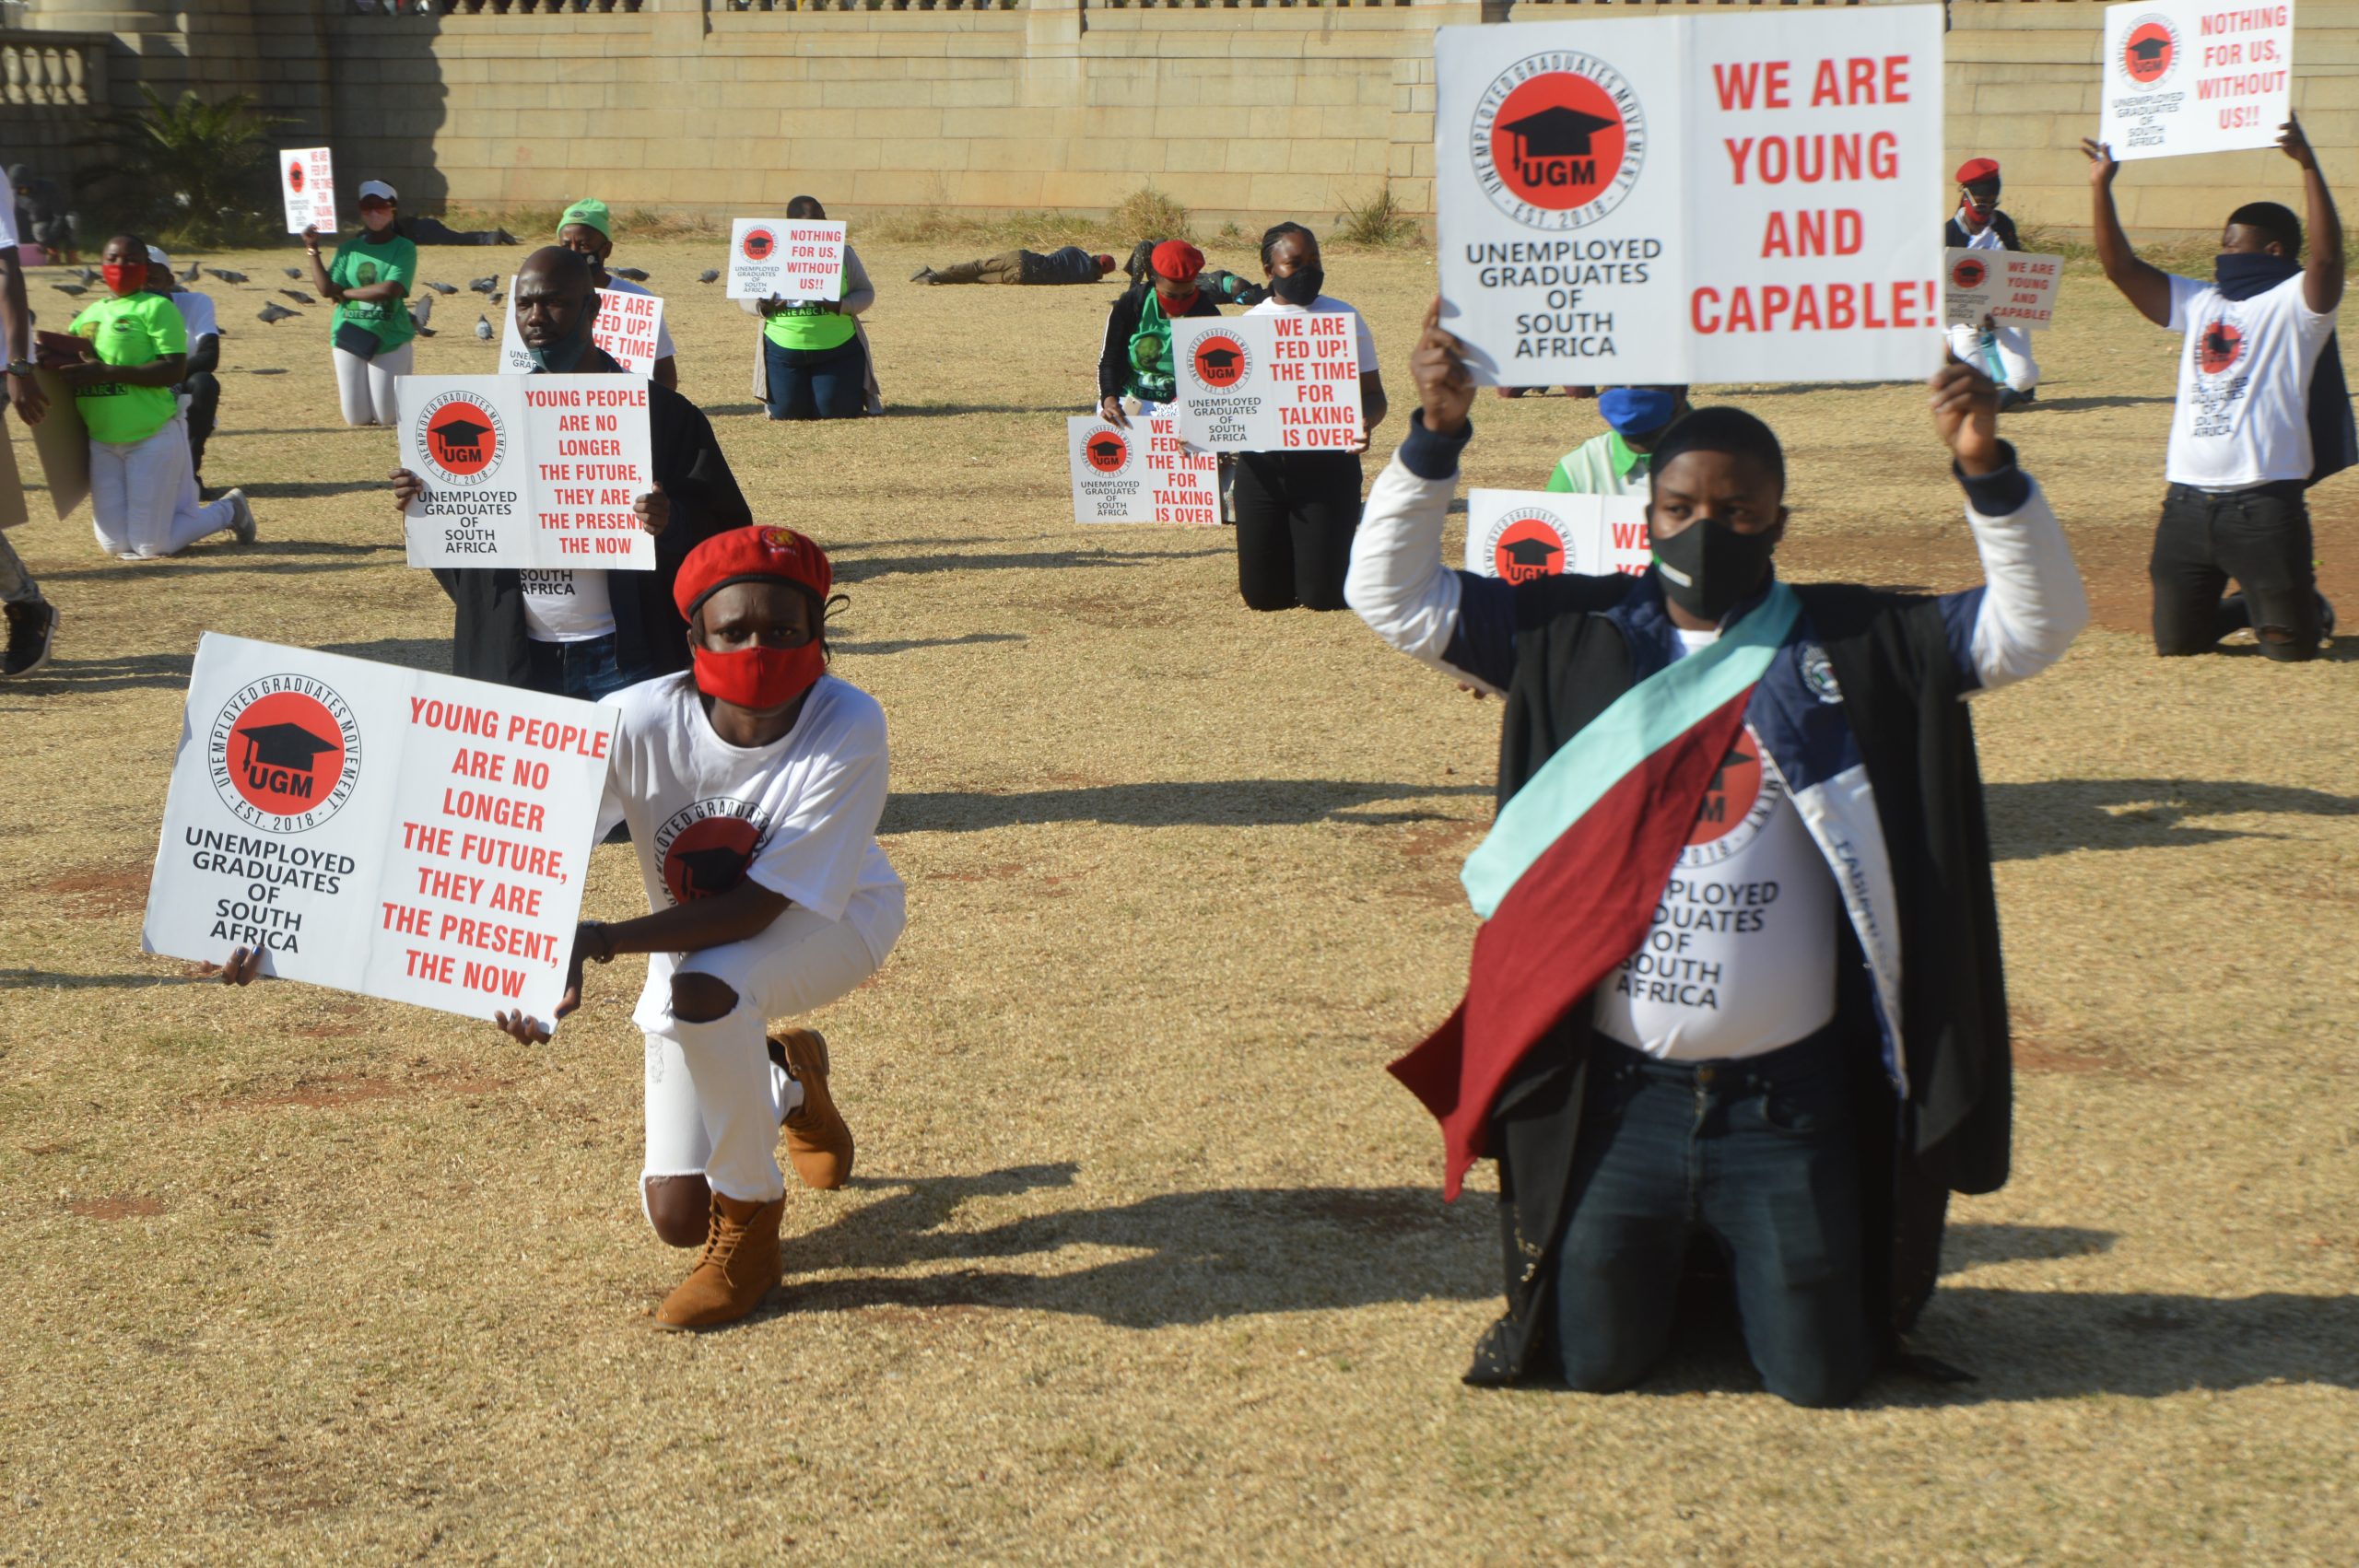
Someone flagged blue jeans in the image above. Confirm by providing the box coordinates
[524,633,649,701]
[762,336,866,421]
[1555,1030,1872,1408]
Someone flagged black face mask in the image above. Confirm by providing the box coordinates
[1270,265,1323,307]
[1650,514,1778,623]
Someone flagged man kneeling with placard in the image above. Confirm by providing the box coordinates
[221,526,903,1331]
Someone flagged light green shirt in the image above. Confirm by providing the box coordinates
[66,292,183,445]
[1544,431,1650,497]
[329,232,418,351]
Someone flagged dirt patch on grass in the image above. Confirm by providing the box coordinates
[1387,818,1485,906]
[224,1067,512,1113]
[67,1193,166,1220]
[38,865,151,919]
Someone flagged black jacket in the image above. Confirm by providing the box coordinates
[431,347,752,687]
[1943,209,2021,252]
[1097,284,1222,401]
[1465,577,2012,1386]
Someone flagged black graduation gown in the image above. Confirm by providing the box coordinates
[431,347,754,687]
[1464,576,2013,1386]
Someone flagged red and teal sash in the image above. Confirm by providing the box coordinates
[1391,583,1802,1198]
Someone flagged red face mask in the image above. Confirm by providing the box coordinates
[691,641,825,712]
[102,263,147,298]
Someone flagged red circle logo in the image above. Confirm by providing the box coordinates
[288,161,305,194]
[742,227,776,263]
[1688,731,1765,849]
[2198,319,2245,376]
[420,394,503,484]
[1950,256,1988,291]
[1492,74,1628,215]
[206,676,362,833]
[662,813,761,906]
[1191,333,1250,390]
[1493,515,1567,584]
[1084,429,1131,474]
[2123,18,2177,84]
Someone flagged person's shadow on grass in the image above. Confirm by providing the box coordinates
[1986,776,2358,860]
[772,1162,1494,1328]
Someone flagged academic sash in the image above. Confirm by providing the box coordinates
[1390,582,1802,1198]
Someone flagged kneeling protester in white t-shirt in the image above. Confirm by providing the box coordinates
[505,522,906,1332]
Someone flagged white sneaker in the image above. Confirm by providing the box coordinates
[223,488,257,544]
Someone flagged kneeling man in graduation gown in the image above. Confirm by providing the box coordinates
[1344,303,2088,1406]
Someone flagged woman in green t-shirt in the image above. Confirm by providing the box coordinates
[58,233,253,558]
[302,177,418,427]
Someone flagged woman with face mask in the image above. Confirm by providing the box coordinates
[743,194,877,421]
[1097,240,1223,428]
[56,233,254,559]
[1545,385,1691,497]
[303,179,418,427]
[1233,222,1389,612]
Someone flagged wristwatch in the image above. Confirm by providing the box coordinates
[6,359,31,378]
[579,919,616,964]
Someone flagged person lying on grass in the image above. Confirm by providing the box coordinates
[221,524,905,1332]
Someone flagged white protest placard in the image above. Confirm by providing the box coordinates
[1066,415,1222,525]
[142,635,616,1024]
[397,374,655,571]
[1170,314,1362,452]
[1464,488,1652,582]
[1437,6,1944,386]
[727,218,846,302]
[2099,0,2293,161]
[280,146,337,235]
[1943,248,2061,329]
[497,277,667,376]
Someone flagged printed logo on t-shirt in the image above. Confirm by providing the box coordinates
[653,797,772,906]
[2198,317,2246,377]
[1681,727,1782,866]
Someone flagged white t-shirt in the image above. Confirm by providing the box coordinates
[169,290,217,343]
[596,672,904,968]
[1246,293,1379,375]
[1590,631,1838,1061]
[603,275,676,363]
[519,568,616,642]
[2165,271,2337,488]
[0,166,16,365]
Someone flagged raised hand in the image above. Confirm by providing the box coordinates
[1411,296,1476,438]
[2279,115,2317,170]
[1929,360,2001,476]
[2080,137,2119,187]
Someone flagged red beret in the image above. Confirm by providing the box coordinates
[1956,158,2001,184]
[675,524,832,622]
[1150,240,1204,283]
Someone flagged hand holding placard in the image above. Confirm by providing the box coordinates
[1411,298,1479,439]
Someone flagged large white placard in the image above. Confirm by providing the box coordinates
[726,218,846,302]
[1437,7,1945,386]
[397,374,655,571]
[2099,0,2293,161]
[280,146,336,235]
[1464,488,1652,582]
[143,635,615,1024]
[1066,415,1222,524]
[1943,248,2061,329]
[497,278,667,376]
[1170,314,1362,452]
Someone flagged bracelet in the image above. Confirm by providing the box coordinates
[579,919,615,964]
[5,359,30,377]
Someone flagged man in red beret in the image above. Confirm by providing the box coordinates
[1944,158,2039,411]
[1097,238,1223,428]
[492,523,906,1330]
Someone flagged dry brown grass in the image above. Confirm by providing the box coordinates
[1,232,2354,1564]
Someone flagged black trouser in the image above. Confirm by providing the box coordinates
[1233,450,1363,612]
[2152,481,2320,661]
[180,370,219,479]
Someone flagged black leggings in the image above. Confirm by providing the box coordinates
[1233,450,1364,612]
[2151,481,2320,661]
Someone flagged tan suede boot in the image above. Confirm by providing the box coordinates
[771,1028,854,1191]
[652,1191,783,1332]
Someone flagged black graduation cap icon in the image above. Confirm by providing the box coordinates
[1499,535,1562,568]
[1087,437,1124,462]
[432,416,494,451]
[1504,104,1618,159]
[1197,346,1243,371]
[2128,35,2170,62]
[674,847,748,896]
[237,721,338,773]
[1708,737,1755,795]
[2204,322,2237,359]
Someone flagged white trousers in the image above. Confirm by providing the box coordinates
[332,339,415,427]
[634,892,906,1208]
[88,417,235,559]
[1947,322,2039,392]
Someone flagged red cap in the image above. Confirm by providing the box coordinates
[674,524,832,622]
[1094,252,1117,275]
[1150,240,1204,284]
[1956,158,2001,184]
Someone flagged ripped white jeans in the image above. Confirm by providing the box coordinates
[633,891,905,1207]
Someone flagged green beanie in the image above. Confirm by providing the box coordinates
[557,199,612,241]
